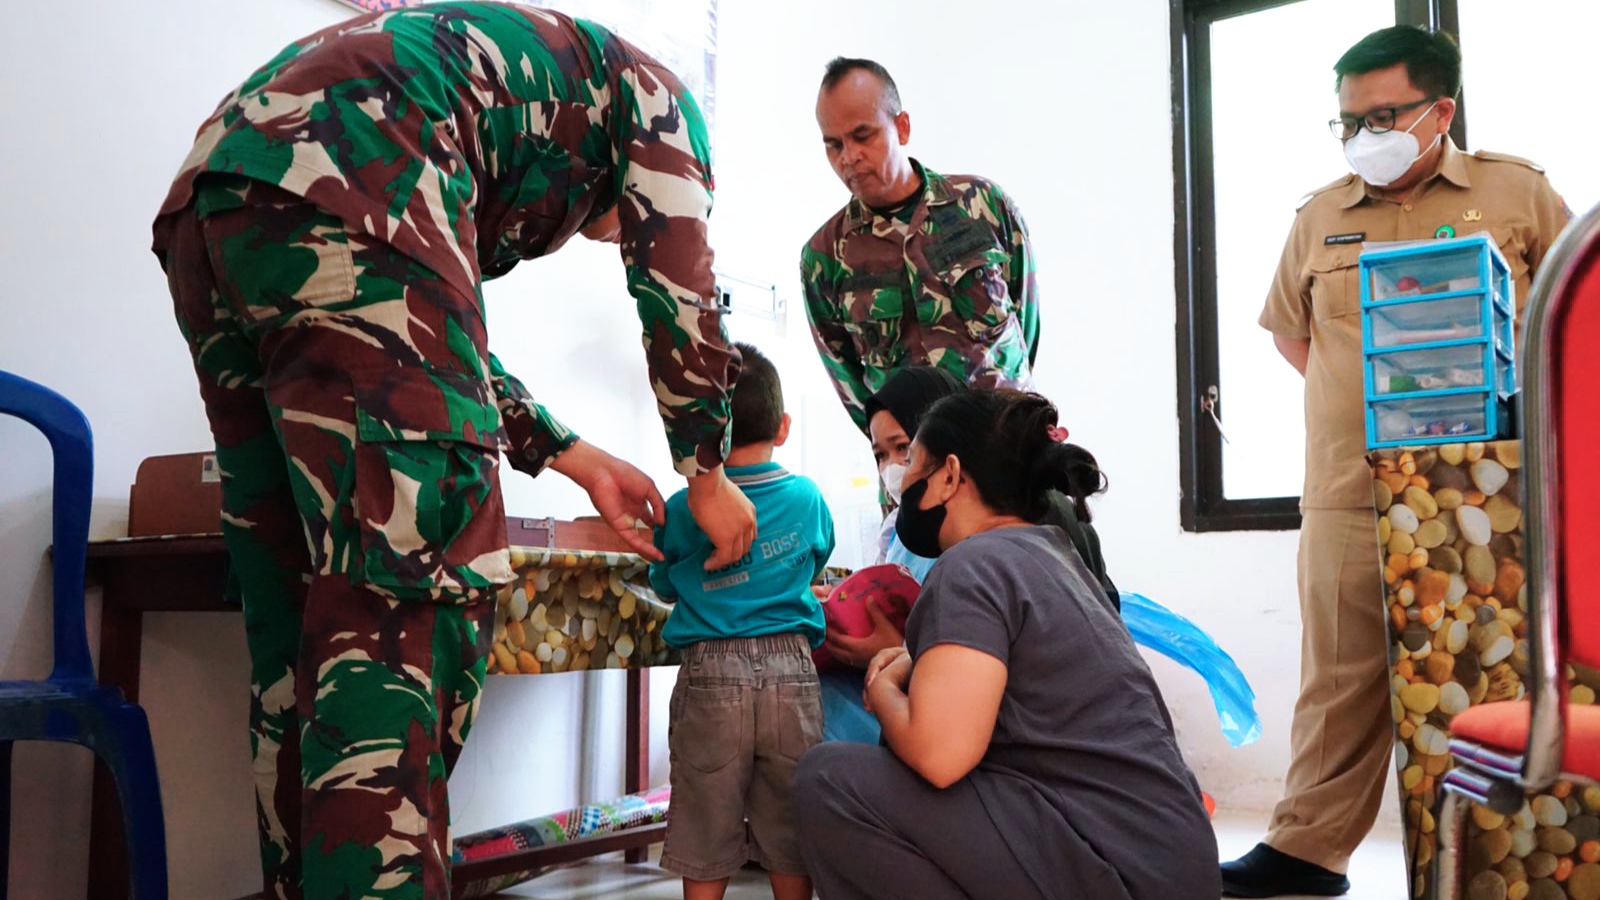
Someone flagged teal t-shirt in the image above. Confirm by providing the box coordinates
[651,462,834,648]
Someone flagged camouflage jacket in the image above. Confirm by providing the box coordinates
[800,162,1039,431]
[153,1,737,477]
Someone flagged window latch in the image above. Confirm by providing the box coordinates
[1201,385,1231,445]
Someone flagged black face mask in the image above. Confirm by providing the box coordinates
[895,475,948,559]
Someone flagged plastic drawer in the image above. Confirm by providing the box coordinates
[1367,294,1504,349]
[1366,241,1485,301]
[1368,343,1510,395]
[1368,392,1504,447]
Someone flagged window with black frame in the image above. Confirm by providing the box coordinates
[1171,0,1461,532]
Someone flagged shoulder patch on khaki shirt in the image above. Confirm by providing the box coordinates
[1297,174,1357,211]
[1473,150,1545,173]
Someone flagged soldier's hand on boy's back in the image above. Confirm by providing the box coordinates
[687,467,758,570]
[549,439,666,561]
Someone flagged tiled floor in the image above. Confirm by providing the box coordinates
[494,815,1411,899]
[494,850,767,899]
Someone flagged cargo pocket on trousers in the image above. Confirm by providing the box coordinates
[200,199,357,327]
[776,681,823,762]
[349,365,512,603]
[676,685,745,773]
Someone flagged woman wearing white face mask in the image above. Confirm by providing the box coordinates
[815,367,964,743]
[865,368,964,580]
[816,367,1120,744]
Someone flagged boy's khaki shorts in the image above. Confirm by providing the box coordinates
[662,634,823,880]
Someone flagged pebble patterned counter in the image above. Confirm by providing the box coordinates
[485,547,680,675]
[1372,441,1600,900]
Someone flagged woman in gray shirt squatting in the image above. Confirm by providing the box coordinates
[795,388,1220,900]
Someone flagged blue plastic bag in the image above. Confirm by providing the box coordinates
[1121,591,1262,747]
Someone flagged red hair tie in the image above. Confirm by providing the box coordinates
[1046,425,1070,443]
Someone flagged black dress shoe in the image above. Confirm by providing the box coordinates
[1220,842,1350,897]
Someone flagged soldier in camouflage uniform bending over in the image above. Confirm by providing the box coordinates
[151,3,756,896]
[802,57,1040,434]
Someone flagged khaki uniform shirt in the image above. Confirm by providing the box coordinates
[1260,139,1571,509]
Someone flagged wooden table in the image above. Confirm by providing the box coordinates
[84,533,661,899]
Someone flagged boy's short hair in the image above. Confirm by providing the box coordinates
[730,342,784,446]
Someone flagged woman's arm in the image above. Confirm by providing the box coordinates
[867,644,1007,788]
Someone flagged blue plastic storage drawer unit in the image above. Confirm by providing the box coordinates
[1361,232,1514,449]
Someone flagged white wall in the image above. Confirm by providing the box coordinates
[0,1,1382,897]
[1,4,346,897]
[707,0,1350,822]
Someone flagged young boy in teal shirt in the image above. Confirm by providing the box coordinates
[651,342,833,900]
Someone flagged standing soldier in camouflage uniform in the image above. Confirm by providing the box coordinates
[802,57,1040,433]
[151,4,756,897]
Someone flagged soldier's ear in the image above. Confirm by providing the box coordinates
[894,111,911,146]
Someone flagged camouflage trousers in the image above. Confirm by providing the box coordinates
[164,176,514,898]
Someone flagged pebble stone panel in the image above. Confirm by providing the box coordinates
[1372,441,1599,900]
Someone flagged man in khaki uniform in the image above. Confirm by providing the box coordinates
[1226,25,1570,898]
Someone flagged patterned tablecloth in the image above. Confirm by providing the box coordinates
[488,547,679,675]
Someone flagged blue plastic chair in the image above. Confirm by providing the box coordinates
[0,371,167,899]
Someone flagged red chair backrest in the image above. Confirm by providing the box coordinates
[1556,230,1600,670]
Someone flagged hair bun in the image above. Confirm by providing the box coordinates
[912,388,1107,522]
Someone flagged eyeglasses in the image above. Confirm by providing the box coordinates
[1328,97,1437,140]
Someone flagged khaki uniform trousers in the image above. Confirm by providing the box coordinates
[1266,506,1393,873]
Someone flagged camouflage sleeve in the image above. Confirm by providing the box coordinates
[487,352,580,476]
[800,241,872,433]
[613,62,739,478]
[994,185,1040,368]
